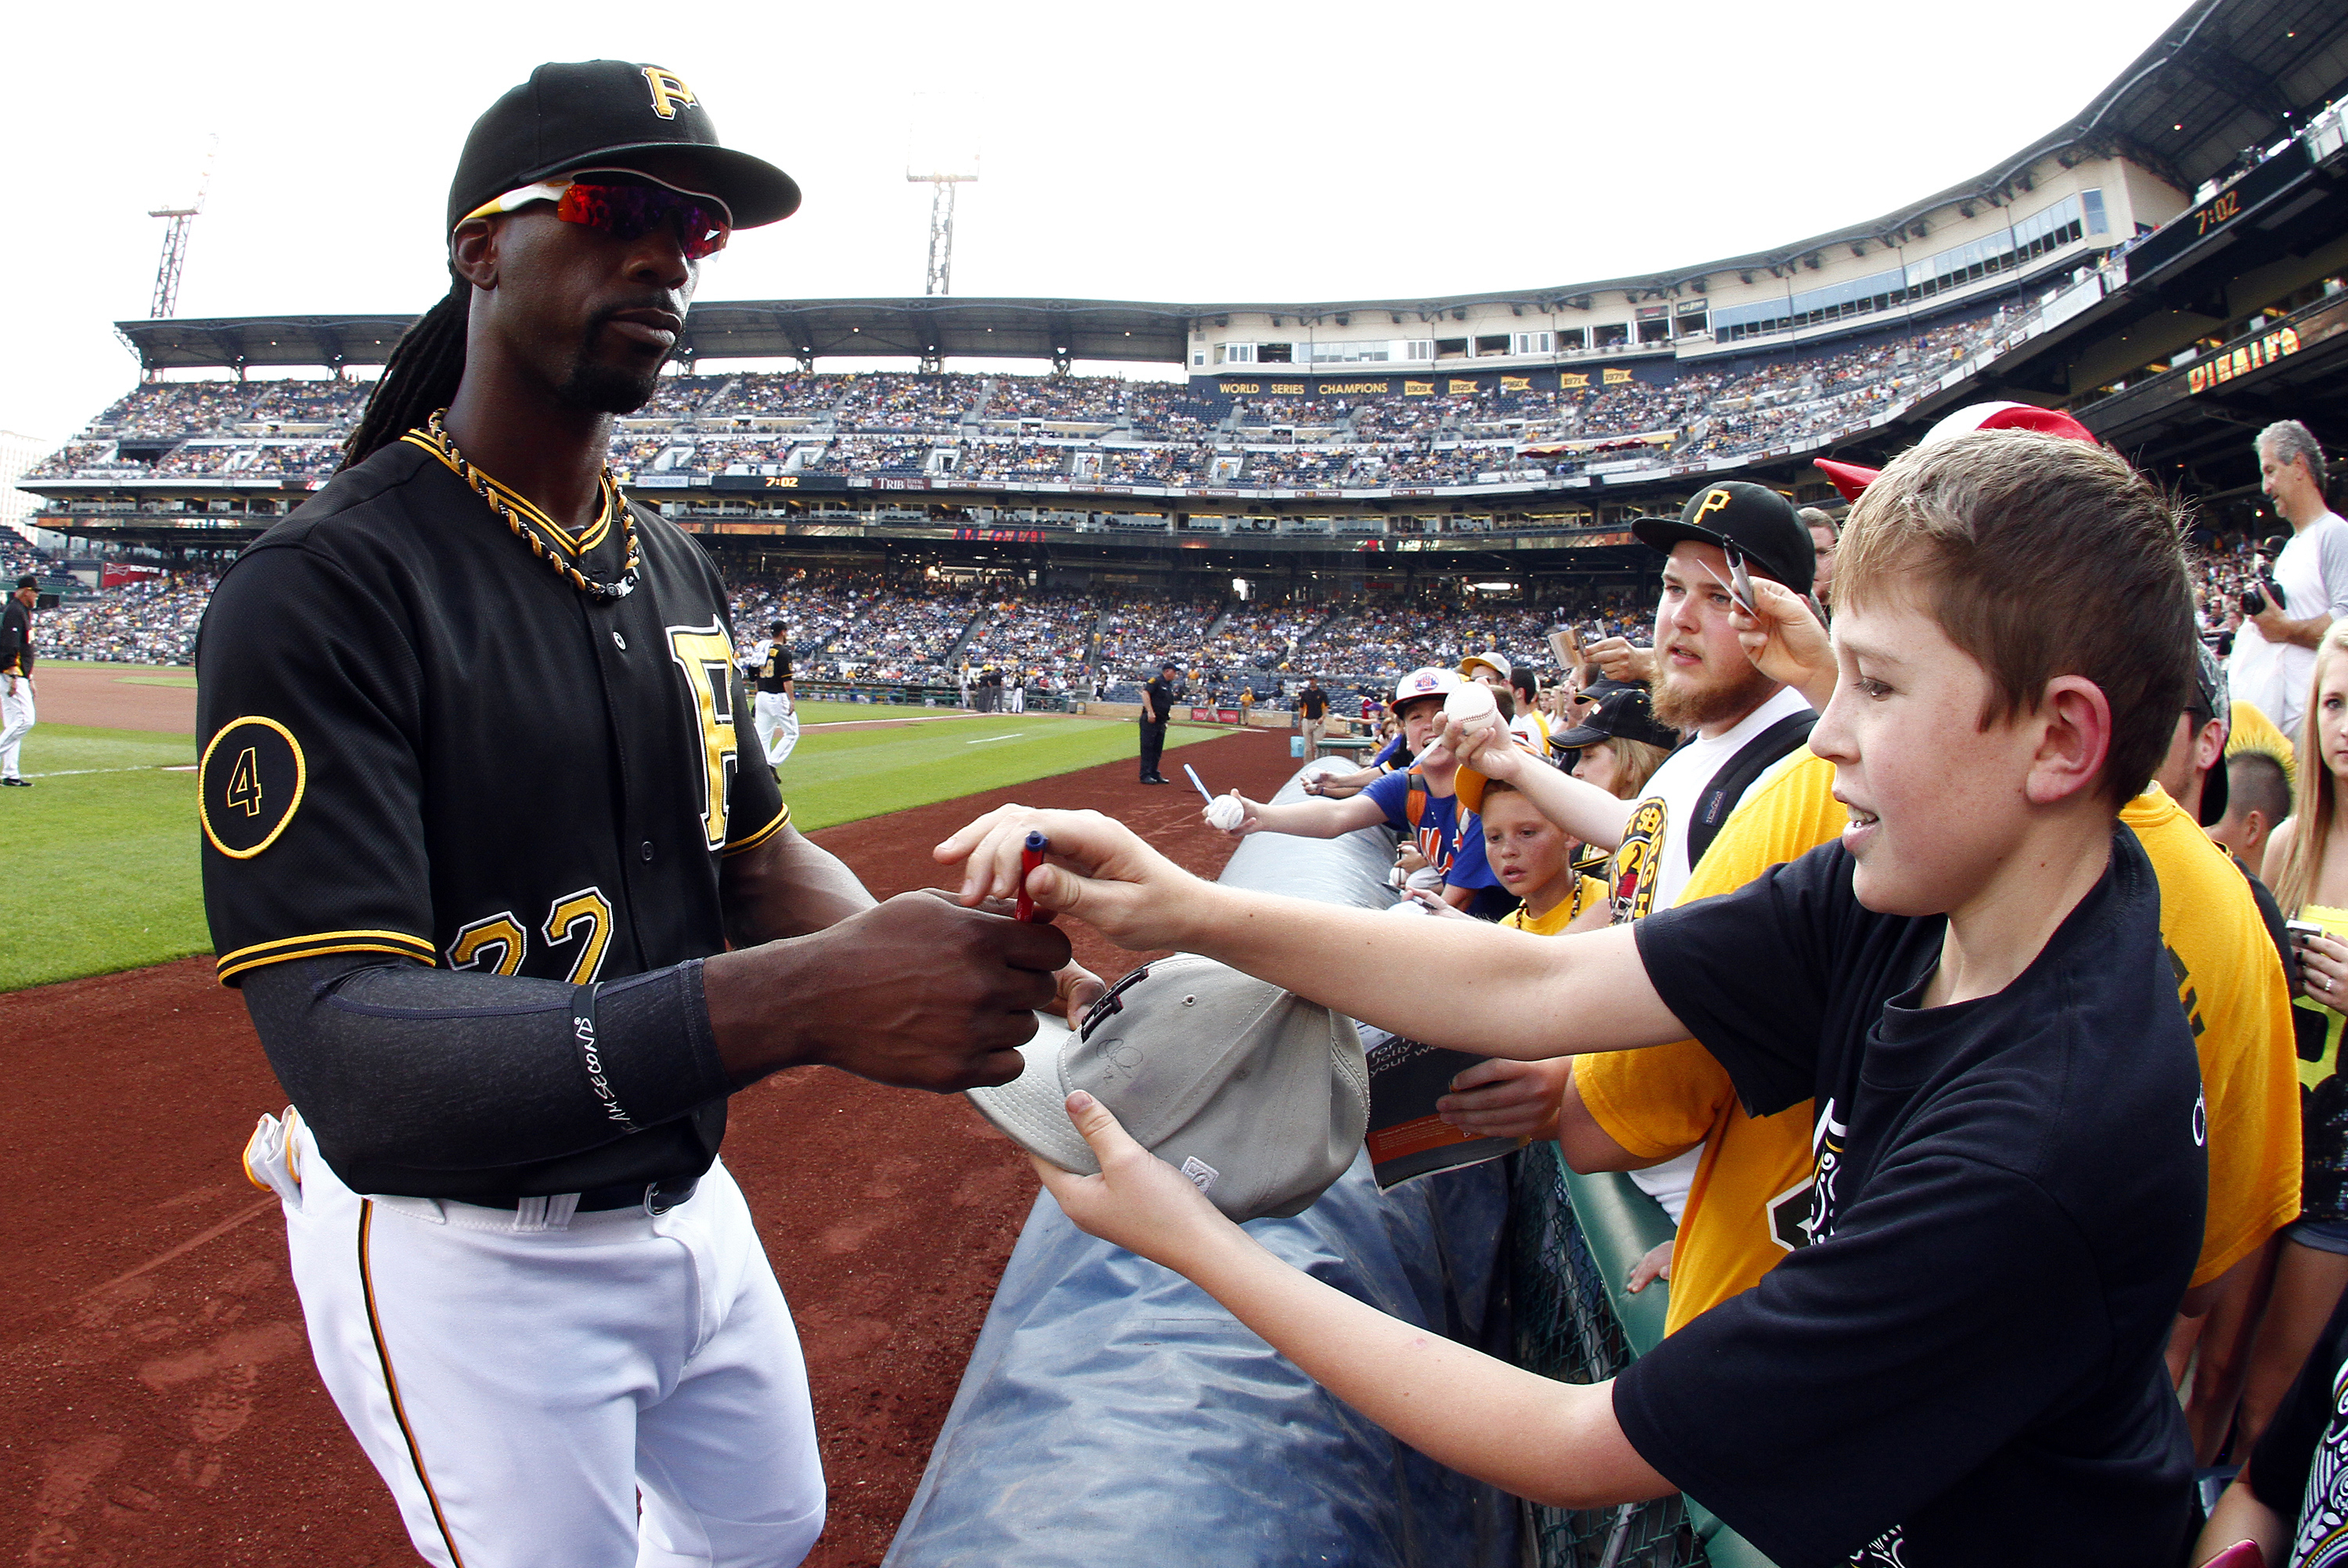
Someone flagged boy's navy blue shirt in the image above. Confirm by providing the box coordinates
[1616,827,2205,1568]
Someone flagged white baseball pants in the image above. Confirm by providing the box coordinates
[0,680,31,778]
[255,1115,825,1568]
[752,693,799,770]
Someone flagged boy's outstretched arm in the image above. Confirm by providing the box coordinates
[937,805,1687,1058]
[1448,718,1637,851]
[1039,1088,1676,1512]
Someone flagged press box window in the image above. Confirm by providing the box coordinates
[1475,334,1511,356]
[1512,331,1553,355]
[1258,343,1294,364]
[1435,338,1468,359]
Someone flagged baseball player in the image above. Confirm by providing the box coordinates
[739,618,799,773]
[0,574,35,787]
[198,63,1097,1568]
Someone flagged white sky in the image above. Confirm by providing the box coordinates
[3,0,2188,447]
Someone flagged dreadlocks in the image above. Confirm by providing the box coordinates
[344,276,471,468]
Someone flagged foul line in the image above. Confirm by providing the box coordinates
[965,732,1027,745]
[77,1195,281,1301]
[803,712,992,730]
[23,764,193,779]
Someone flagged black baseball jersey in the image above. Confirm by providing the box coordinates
[196,436,784,1178]
[0,597,31,676]
[751,640,793,693]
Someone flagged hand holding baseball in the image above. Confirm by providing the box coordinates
[1205,793,1251,835]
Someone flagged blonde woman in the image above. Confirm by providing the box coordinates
[2240,620,2348,1451]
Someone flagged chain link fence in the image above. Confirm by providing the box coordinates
[1511,1142,1708,1568]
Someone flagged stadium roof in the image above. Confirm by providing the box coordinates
[112,0,2348,377]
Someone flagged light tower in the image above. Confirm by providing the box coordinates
[907,165,978,299]
[148,138,217,321]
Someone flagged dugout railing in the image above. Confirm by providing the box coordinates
[1511,1143,1777,1568]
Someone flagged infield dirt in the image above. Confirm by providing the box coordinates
[1,724,1307,1566]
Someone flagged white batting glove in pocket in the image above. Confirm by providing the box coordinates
[242,1107,304,1210]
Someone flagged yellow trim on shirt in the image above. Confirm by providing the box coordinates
[215,929,435,985]
[402,432,616,556]
[722,802,792,858]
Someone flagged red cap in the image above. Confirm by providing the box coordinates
[1817,401,2099,502]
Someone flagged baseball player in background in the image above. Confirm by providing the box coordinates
[740,617,800,773]
[196,63,1100,1568]
[0,574,36,787]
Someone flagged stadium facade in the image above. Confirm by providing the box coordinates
[21,0,2348,603]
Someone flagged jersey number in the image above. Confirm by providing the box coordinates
[445,887,613,984]
[667,625,739,852]
[225,746,263,818]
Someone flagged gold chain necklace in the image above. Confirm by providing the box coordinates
[420,409,640,602]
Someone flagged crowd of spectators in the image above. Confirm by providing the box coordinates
[955,591,1101,682]
[27,305,2033,493]
[726,569,981,682]
[797,437,936,477]
[1094,593,1221,680]
[32,569,218,664]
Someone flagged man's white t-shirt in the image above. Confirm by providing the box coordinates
[1610,683,1815,924]
[2228,511,2348,743]
[1607,682,1815,1221]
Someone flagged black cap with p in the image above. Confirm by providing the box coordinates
[1632,481,1816,599]
[447,61,801,236]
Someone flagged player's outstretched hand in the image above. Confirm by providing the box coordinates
[1727,577,1834,711]
[1031,1090,1237,1269]
[1586,636,1657,685]
[706,890,1071,1092]
[1438,1056,1571,1140]
[935,804,1211,954]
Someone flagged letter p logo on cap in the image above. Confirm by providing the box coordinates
[641,67,698,120]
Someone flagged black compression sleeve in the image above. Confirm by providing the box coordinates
[238,953,732,1180]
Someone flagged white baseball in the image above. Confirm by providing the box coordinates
[1207,794,1247,832]
[1443,683,1497,725]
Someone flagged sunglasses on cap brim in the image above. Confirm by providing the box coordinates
[461,169,733,261]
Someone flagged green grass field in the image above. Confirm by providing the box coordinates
[5,713,1222,992]
[778,710,1220,832]
[2,726,203,992]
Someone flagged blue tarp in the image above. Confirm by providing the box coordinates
[884,762,1520,1567]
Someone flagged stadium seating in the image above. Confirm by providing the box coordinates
[29,306,2023,494]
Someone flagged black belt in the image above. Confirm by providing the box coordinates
[456,1175,700,1216]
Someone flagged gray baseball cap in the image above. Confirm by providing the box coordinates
[967,954,1367,1223]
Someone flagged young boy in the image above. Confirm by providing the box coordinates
[1212,666,1485,894]
[942,430,2206,1566]
[1478,778,1608,934]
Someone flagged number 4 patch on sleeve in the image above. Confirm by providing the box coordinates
[200,716,308,858]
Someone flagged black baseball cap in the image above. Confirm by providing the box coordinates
[2190,638,2231,828]
[13,575,34,590]
[1632,481,1815,597]
[448,61,801,235]
[1554,684,1681,751]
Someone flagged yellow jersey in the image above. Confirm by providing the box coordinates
[1575,753,2300,1333]
[1502,877,1608,935]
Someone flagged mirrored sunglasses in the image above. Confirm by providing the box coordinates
[463,171,732,261]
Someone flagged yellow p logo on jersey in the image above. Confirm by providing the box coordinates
[642,67,698,120]
[1693,487,1734,521]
